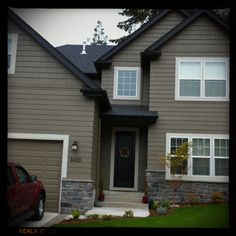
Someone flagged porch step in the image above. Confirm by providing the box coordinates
[86,207,149,217]
[102,191,148,210]
[102,201,148,210]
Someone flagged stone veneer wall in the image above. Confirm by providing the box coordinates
[146,171,228,203]
[60,179,94,214]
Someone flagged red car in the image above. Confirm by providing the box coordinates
[7,162,46,226]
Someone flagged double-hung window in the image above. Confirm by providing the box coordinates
[8,34,18,74]
[166,133,229,182]
[113,67,141,100]
[175,58,229,101]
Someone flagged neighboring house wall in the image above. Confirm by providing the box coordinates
[8,19,98,213]
[101,11,185,105]
[147,15,229,202]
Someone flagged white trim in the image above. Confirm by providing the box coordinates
[8,132,69,213]
[8,34,18,74]
[113,66,141,100]
[175,57,229,101]
[165,133,229,183]
[109,128,139,191]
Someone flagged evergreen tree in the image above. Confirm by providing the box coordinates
[110,9,230,44]
[90,20,108,45]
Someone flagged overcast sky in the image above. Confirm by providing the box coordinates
[12,8,129,47]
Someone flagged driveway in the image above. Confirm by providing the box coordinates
[18,212,65,227]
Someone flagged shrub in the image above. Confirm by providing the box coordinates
[156,206,168,215]
[157,199,170,208]
[102,214,112,221]
[71,209,80,220]
[187,193,200,205]
[149,199,158,209]
[88,214,99,219]
[211,191,224,203]
[123,210,134,218]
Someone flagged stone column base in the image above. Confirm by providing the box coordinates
[60,179,94,214]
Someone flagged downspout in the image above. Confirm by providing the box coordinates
[96,118,102,201]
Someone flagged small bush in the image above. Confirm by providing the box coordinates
[156,206,168,215]
[102,214,112,221]
[149,199,158,209]
[188,193,200,205]
[71,209,80,220]
[157,199,170,208]
[88,214,99,219]
[123,210,134,218]
[211,191,224,203]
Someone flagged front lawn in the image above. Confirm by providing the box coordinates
[54,203,229,228]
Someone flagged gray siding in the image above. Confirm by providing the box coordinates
[8,19,98,180]
[101,11,184,105]
[91,104,100,182]
[148,15,229,170]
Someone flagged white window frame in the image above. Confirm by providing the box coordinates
[8,34,18,74]
[113,66,141,100]
[166,133,229,183]
[175,57,229,101]
[213,138,229,177]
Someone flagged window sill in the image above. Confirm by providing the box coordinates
[175,97,229,102]
[113,96,140,100]
[165,175,229,183]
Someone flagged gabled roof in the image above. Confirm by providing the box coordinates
[8,8,99,90]
[144,9,230,53]
[56,45,114,75]
[96,9,190,62]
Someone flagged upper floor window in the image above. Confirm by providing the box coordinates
[175,57,229,101]
[113,67,141,100]
[8,34,18,74]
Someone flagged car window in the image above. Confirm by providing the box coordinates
[8,167,16,186]
[15,167,29,184]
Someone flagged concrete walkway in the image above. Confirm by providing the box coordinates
[85,207,150,217]
[19,212,64,227]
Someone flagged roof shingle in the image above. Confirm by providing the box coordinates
[56,45,113,74]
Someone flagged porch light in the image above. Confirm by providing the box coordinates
[71,141,78,151]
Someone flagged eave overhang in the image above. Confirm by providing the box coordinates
[80,88,111,112]
[100,105,158,124]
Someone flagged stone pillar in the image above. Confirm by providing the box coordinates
[60,179,94,214]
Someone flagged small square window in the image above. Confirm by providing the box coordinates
[113,67,140,100]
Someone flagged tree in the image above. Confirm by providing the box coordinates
[110,9,230,44]
[110,9,160,44]
[160,142,191,205]
[89,20,108,46]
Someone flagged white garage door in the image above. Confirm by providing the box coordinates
[8,139,63,212]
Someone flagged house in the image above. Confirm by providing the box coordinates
[8,8,229,215]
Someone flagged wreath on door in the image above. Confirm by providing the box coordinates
[119,146,130,158]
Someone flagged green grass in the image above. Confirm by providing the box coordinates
[54,203,229,228]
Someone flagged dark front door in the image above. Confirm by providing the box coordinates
[114,131,136,188]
